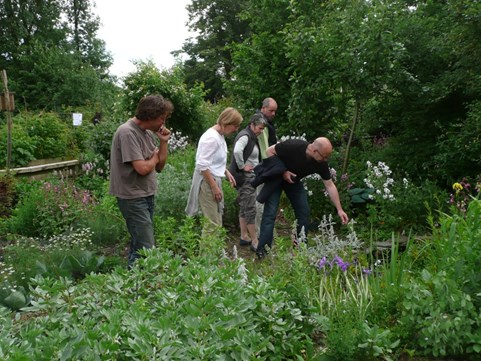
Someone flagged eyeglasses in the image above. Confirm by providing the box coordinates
[315,149,330,161]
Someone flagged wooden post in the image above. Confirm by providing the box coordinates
[1,70,14,170]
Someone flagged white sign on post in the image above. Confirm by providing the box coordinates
[72,113,83,126]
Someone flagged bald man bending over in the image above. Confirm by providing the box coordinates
[256,137,349,258]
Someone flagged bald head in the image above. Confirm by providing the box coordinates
[309,137,332,162]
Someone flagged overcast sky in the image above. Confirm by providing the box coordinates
[93,0,195,78]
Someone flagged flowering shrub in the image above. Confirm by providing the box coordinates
[449,176,480,214]
[344,160,440,238]
[364,161,397,201]
[8,179,96,237]
[75,152,110,200]
[278,133,307,143]
[168,130,189,153]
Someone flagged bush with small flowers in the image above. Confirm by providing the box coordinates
[7,178,96,238]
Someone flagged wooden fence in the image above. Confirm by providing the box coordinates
[0,160,80,179]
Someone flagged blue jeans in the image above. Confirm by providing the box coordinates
[258,181,310,253]
[117,196,155,269]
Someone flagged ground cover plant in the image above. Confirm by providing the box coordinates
[0,249,319,360]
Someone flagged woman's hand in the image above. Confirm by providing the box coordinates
[225,170,237,188]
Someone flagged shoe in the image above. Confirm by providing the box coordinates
[250,244,257,252]
[256,249,267,259]
[239,239,251,246]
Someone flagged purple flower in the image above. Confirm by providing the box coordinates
[333,256,350,272]
[318,256,328,270]
[362,268,372,275]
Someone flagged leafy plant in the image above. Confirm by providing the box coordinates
[7,178,96,237]
[0,122,36,167]
[0,283,29,311]
[153,144,194,219]
[0,172,16,217]
[348,187,375,205]
[358,323,400,361]
[400,270,481,357]
[122,61,206,140]
[1,249,317,359]
[16,112,76,160]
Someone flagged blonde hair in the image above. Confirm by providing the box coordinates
[217,107,243,127]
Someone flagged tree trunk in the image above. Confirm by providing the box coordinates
[342,99,361,175]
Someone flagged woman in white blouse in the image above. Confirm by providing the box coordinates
[186,107,242,237]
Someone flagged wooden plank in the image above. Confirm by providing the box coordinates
[0,160,80,178]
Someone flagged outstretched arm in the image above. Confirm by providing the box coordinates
[323,179,349,224]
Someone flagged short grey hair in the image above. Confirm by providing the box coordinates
[250,117,267,127]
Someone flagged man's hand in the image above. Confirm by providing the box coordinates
[283,170,297,183]
[155,126,171,143]
[132,147,160,176]
[151,147,160,159]
[338,209,349,225]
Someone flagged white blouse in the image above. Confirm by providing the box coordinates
[195,127,228,177]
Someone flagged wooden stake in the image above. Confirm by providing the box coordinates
[1,70,13,170]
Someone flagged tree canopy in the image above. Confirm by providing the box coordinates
[0,0,115,111]
[178,0,481,185]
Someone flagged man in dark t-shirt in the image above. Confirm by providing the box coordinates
[256,137,349,257]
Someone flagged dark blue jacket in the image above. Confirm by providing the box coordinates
[251,156,288,203]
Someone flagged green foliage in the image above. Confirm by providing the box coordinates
[0,249,317,359]
[0,228,105,311]
[73,194,127,247]
[80,118,122,162]
[7,178,96,237]
[154,216,198,259]
[222,175,240,227]
[348,187,375,205]
[25,112,76,159]
[179,0,251,101]
[0,173,16,217]
[357,323,400,361]
[400,270,481,357]
[324,310,364,361]
[0,284,29,311]
[0,0,115,111]
[1,112,75,167]
[0,122,36,167]
[155,148,195,220]
[228,0,292,125]
[435,101,481,182]
[430,198,481,304]
[339,160,445,239]
[122,61,207,140]
[2,229,103,285]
